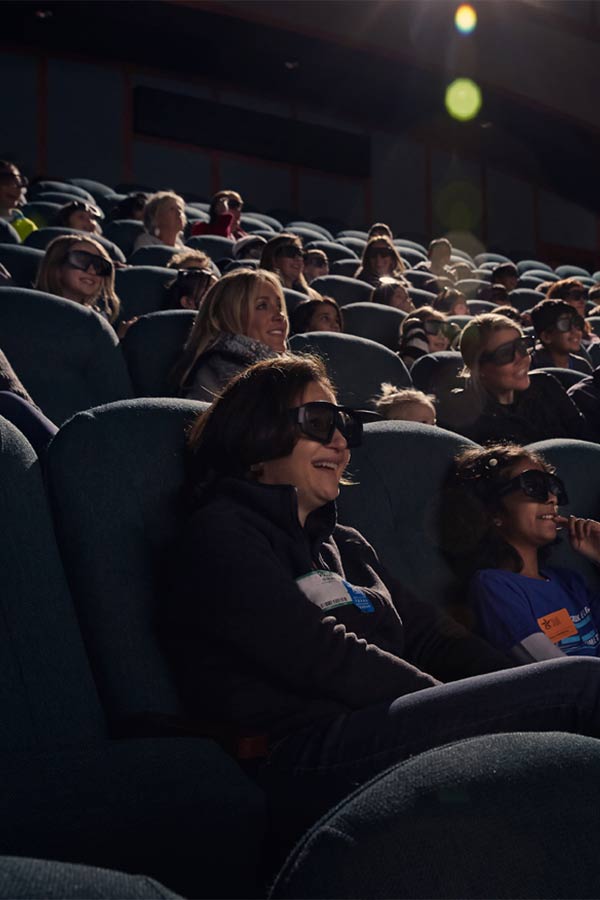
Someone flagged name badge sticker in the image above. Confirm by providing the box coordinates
[537,608,577,643]
[296,570,374,614]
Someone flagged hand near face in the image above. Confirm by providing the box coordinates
[556,515,600,564]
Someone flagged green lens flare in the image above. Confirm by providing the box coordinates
[455,4,477,34]
[445,78,482,121]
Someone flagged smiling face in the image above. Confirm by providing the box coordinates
[276,243,304,286]
[478,326,531,403]
[426,325,450,353]
[245,280,288,351]
[308,302,341,333]
[0,165,25,213]
[389,286,414,312]
[59,241,105,303]
[369,243,394,276]
[540,316,583,357]
[495,458,561,554]
[68,208,99,234]
[258,380,350,525]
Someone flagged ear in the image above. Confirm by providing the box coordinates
[539,328,553,346]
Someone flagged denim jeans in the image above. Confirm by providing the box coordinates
[266,657,600,786]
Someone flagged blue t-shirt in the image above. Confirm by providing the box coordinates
[470,566,600,658]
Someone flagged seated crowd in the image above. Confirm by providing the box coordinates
[5,158,600,856]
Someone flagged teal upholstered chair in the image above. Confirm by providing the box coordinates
[0,414,265,897]
[289,332,411,408]
[115,265,175,320]
[103,219,145,257]
[128,245,179,268]
[338,421,476,606]
[304,240,357,264]
[0,245,44,288]
[271,732,600,899]
[341,302,405,350]
[0,287,134,424]
[310,275,372,306]
[121,310,195,396]
[24,227,125,263]
[185,235,234,262]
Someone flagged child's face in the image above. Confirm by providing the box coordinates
[390,401,436,426]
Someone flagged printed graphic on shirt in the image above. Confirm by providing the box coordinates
[537,605,600,655]
[296,570,374,613]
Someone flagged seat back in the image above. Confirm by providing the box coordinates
[283,287,308,315]
[338,421,475,604]
[408,287,438,308]
[509,287,542,312]
[103,219,145,258]
[342,302,405,350]
[474,252,511,266]
[115,266,174,320]
[410,350,464,396]
[530,367,588,390]
[526,438,600,590]
[0,287,134,424]
[0,220,20,244]
[28,181,94,202]
[290,332,410,408]
[304,240,357,264]
[0,416,105,751]
[285,224,328,244]
[128,245,179,268]
[185,235,235,262]
[517,258,553,274]
[46,399,206,725]
[396,247,426,268]
[330,259,360,278]
[556,264,590,278]
[121,310,195,397]
[0,245,44,288]
[24,228,125,263]
[455,278,487,299]
[271,732,600,900]
[310,275,372,306]
[21,201,62,228]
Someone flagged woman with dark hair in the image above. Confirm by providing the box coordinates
[290,297,342,335]
[370,277,414,313]
[367,222,393,239]
[260,233,318,296]
[434,288,468,316]
[354,235,405,287]
[162,353,600,822]
[107,192,148,222]
[439,313,586,443]
[444,443,600,662]
[191,190,247,240]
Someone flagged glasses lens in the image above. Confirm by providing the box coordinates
[520,470,568,505]
[297,403,335,443]
[67,250,112,276]
[337,410,362,448]
[424,320,443,336]
[486,337,530,366]
[228,199,242,210]
[372,249,392,258]
[279,246,303,259]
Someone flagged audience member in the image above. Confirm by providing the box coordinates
[367,222,393,239]
[415,238,455,280]
[354,235,406,287]
[303,249,329,283]
[260,234,317,296]
[492,263,519,293]
[370,277,414,313]
[35,234,120,324]
[399,307,451,369]
[290,297,342,335]
[54,200,103,234]
[0,160,36,241]
[451,261,475,282]
[477,283,509,306]
[107,192,148,222]
[164,248,218,311]
[0,347,57,456]
[162,352,600,821]
[439,313,585,443]
[374,384,436,424]
[191,190,246,240]
[445,444,600,661]
[173,268,288,401]
[530,299,592,374]
[233,235,266,261]
[133,191,186,250]
[547,278,598,350]
[434,288,468,316]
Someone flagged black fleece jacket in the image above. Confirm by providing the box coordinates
[163,477,510,741]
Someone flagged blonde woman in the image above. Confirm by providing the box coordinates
[440,313,585,443]
[354,235,406,287]
[133,190,186,250]
[35,234,120,324]
[173,268,288,401]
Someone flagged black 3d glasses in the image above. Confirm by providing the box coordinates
[290,402,366,448]
[64,249,113,277]
[479,336,533,367]
[0,172,28,188]
[495,469,568,506]
[554,313,585,333]
[370,248,393,258]
[277,246,304,259]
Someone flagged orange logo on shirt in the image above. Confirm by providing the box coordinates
[537,608,577,643]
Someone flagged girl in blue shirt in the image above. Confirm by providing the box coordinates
[445,443,600,662]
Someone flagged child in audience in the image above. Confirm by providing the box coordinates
[260,234,318,296]
[233,235,266,261]
[547,278,599,351]
[303,249,329,283]
[399,307,451,369]
[191,190,246,240]
[439,313,586,443]
[354,236,406,287]
[414,238,455,280]
[374,384,436,424]
[434,288,468,316]
[133,191,186,250]
[445,443,600,662]
[164,249,218,310]
[54,200,103,235]
[35,234,120,324]
[172,268,288,401]
[491,262,519,293]
[107,192,148,222]
[530,299,592,374]
[367,222,393,239]
[290,297,342,335]
[370,277,414,313]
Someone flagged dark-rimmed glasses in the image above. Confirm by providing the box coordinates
[289,402,366,448]
[495,469,568,506]
[0,172,28,188]
[479,336,533,367]
[554,313,585,333]
[277,246,304,259]
[64,249,113,277]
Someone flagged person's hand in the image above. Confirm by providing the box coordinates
[117,317,138,339]
[0,263,12,282]
[556,515,600,564]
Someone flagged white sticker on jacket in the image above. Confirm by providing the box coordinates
[296,570,374,613]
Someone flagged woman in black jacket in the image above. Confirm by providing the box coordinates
[163,354,600,800]
[438,312,586,442]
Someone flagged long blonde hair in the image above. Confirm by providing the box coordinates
[459,313,523,388]
[173,268,288,389]
[35,234,120,322]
